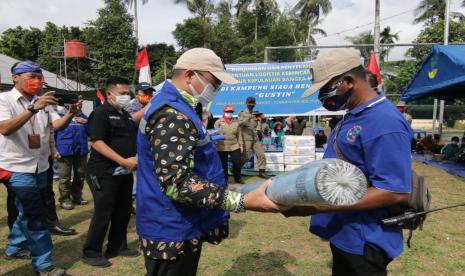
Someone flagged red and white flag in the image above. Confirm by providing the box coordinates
[367,51,382,84]
[135,48,151,84]
[96,89,105,104]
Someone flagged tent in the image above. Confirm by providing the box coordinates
[401,45,465,102]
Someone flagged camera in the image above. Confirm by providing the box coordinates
[54,93,79,105]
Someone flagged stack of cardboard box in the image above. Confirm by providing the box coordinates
[283,136,316,172]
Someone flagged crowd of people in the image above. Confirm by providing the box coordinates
[416,133,465,162]
[1,47,416,276]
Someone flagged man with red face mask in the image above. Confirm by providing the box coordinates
[125,82,154,123]
[0,60,82,276]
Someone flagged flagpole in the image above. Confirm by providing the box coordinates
[374,0,381,64]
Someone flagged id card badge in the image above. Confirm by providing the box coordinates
[28,134,41,149]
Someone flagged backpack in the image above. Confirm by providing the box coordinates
[333,136,432,248]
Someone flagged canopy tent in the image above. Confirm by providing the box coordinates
[401,45,465,102]
[209,62,327,117]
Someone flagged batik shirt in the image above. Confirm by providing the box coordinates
[140,89,245,260]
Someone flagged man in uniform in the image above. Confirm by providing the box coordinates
[82,77,139,267]
[214,105,243,184]
[238,97,269,179]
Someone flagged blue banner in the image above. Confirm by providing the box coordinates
[208,62,322,117]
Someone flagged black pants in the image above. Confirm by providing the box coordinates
[44,156,59,227]
[331,243,392,276]
[83,173,133,257]
[6,182,18,230]
[144,242,202,276]
[5,157,59,230]
[218,149,242,183]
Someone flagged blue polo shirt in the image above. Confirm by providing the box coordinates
[310,94,413,259]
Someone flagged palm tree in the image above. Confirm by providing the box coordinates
[121,0,150,45]
[174,0,216,22]
[292,0,332,46]
[234,0,279,40]
[346,26,399,62]
[414,0,464,26]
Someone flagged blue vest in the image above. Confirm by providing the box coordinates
[136,81,229,242]
[55,113,89,157]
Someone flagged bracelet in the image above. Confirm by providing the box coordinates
[235,194,246,213]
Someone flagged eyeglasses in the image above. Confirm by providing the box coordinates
[196,71,221,92]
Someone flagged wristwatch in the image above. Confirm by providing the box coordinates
[27,104,38,114]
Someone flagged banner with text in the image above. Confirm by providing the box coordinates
[209,62,322,117]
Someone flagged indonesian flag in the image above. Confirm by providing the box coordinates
[96,89,105,103]
[367,51,382,84]
[135,48,151,84]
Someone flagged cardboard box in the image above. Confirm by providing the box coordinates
[265,164,285,171]
[283,146,315,156]
[264,152,284,163]
[284,155,315,165]
[283,135,315,147]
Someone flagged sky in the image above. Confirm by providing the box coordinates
[1,0,464,61]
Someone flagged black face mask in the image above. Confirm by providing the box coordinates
[247,104,255,110]
[319,81,352,111]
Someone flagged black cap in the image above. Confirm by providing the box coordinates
[246,96,256,103]
[136,82,155,92]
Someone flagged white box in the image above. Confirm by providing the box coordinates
[266,164,285,171]
[316,152,324,160]
[283,135,315,147]
[283,146,315,156]
[285,164,302,172]
[264,152,284,163]
[284,155,315,165]
[254,153,284,166]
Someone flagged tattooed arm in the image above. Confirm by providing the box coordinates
[146,105,245,212]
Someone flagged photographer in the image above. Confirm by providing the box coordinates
[0,60,82,276]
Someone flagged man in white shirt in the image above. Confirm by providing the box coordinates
[0,61,82,276]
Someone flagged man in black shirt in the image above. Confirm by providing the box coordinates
[82,77,139,267]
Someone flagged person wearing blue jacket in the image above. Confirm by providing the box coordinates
[136,48,281,276]
[55,105,89,210]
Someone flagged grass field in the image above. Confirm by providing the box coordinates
[1,161,465,275]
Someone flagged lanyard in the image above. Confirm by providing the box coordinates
[19,98,38,134]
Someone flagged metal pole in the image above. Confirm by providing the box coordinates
[63,39,68,90]
[438,100,445,137]
[134,0,139,45]
[438,1,449,138]
[444,0,450,45]
[432,99,438,134]
[374,0,381,63]
[264,47,268,63]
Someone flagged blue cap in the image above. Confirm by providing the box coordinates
[11,60,43,75]
[136,82,155,92]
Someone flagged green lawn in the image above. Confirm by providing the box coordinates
[1,161,465,275]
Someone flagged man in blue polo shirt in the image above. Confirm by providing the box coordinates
[284,48,412,275]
